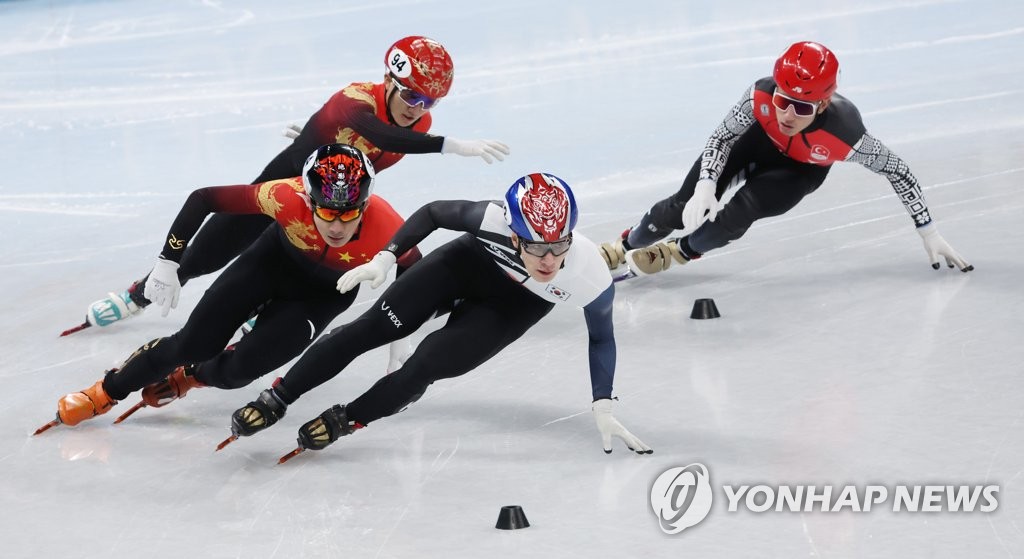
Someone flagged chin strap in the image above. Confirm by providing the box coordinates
[384,85,400,125]
[512,238,525,259]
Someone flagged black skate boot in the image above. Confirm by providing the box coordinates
[231,386,288,437]
[297,405,364,451]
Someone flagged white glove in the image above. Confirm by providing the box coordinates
[337,251,397,293]
[917,223,973,272]
[386,338,414,373]
[282,123,303,140]
[440,137,510,164]
[592,398,653,455]
[680,178,721,235]
[144,258,181,317]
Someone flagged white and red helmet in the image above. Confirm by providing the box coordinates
[503,173,578,242]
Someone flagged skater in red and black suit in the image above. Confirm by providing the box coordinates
[81,35,509,329]
[599,41,972,277]
[37,144,419,432]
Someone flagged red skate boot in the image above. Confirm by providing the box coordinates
[113,364,204,424]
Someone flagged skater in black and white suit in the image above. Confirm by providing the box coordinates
[229,173,652,458]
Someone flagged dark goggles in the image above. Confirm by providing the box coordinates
[313,204,362,223]
[519,235,573,257]
[391,77,440,110]
[772,89,820,117]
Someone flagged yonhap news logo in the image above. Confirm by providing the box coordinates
[650,463,714,534]
[650,463,1000,535]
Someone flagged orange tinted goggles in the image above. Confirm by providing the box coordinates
[313,205,362,223]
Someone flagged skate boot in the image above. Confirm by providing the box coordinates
[235,302,266,340]
[56,379,118,427]
[598,229,631,270]
[141,364,204,408]
[225,314,258,350]
[217,383,292,451]
[297,405,364,451]
[231,385,288,437]
[239,316,258,337]
[114,364,205,424]
[86,280,149,328]
[625,239,693,276]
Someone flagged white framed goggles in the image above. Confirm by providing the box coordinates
[390,77,440,110]
[772,88,820,116]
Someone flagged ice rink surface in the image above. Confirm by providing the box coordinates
[1,1,1022,557]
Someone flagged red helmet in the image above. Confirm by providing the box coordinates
[773,41,839,102]
[384,36,454,100]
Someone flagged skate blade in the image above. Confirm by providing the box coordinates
[612,267,637,283]
[215,435,238,452]
[277,447,304,464]
[59,321,91,337]
[112,401,147,424]
[33,418,60,436]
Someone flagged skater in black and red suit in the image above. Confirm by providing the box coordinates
[82,35,509,329]
[599,41,972,277]
[37,144,419,432]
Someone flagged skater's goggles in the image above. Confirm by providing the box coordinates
[772,89,820,117]
[313,204,362,223]
[390,77,440,110]
[519,234,573,257]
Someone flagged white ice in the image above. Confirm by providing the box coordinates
[1,1,1022,557]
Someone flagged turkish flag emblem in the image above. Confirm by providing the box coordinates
[810,144,830,161]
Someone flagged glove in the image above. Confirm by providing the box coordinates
[680,178,721,235]
[592,398,653,455]
[337,251,397,293]
[386,337,414,373]
[144,258,181,317]
[440,137,510,164]
[282,123,303,140]
[917,223,973,272]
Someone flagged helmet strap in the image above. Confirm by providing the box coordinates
[383,75,425,128]
[384,86,401,126]
[353,215,365,241]
[510,234,525,258]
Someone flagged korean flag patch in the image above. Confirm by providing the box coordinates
[545,284,571,301]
